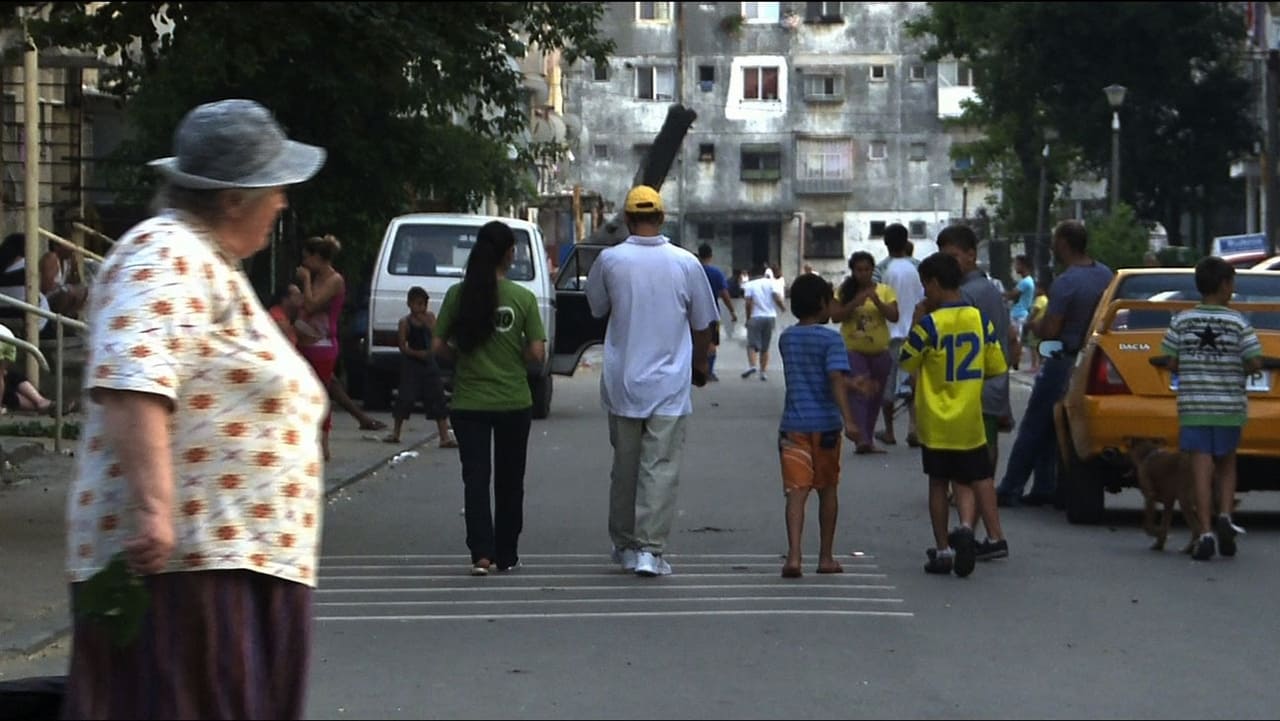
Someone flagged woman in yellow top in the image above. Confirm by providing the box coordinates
[831,251,899,454]
[1025,281,1051,371]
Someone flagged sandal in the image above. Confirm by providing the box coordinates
[381,434,401,444]
[855,445,887,455]
[359,419,388,431]
[439,436,459,449]
[816,560,844,574]
[781,564,803,579]
[874,430,897,445]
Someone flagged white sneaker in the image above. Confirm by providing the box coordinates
[759,372,768,382]
[610,547,638,571]
[634,550,672,577]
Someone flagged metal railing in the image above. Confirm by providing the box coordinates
[0,292,86,452]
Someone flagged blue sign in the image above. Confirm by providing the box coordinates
[1214,233,1268,255]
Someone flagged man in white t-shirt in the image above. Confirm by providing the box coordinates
[741,265,787,381]
[586,185,719,578]
[877,224,924,446]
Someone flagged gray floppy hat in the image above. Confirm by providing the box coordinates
[148,99,326,190]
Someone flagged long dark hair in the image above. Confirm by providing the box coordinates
[453,220,516,353]
[838,251,875,302]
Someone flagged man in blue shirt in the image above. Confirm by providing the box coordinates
[1004,254,1036,371]
[997,221,1114,507]
[699,244,738,381]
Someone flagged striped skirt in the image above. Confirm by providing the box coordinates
[61,569,313,720]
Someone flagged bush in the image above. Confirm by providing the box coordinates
[1086,203,1150,270]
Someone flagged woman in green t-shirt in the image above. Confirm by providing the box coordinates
[433,221,547,576]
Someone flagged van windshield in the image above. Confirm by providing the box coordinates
[386,223,535,281]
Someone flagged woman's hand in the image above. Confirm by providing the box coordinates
[295,265,311,285]
[124,507,176,575]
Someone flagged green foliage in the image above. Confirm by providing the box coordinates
[76,552,149,647]
[0,419,79,439]
[1086,203,1150,270]
[907,2,1259,245]
[3,2,613,291]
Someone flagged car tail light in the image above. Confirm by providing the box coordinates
[1086,351,1130,395]
[371,330,399,348]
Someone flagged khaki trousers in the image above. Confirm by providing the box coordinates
[607,413,688,555]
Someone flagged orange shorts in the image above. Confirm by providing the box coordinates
[778,430,842,492]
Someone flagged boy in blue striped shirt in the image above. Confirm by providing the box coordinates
[777,274,876,578]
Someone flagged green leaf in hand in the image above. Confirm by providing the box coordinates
[77,552,150,647]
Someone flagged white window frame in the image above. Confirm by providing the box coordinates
[805,2,843,22]
[742,1,780,24]
[869,141,888,160]
[635,1,672,22]
[802,73,843,101]
[869,65,888,82]
[957,62,976,87]
[798,139,853,181]
[741,65,782,102]
[635,65,676,101]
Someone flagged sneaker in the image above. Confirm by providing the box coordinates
[1214,515,1244,557]
[470,559,492,576]
[707,372,720,382]
[896,380,913,400]
[759,372,768,382]
[634,550,672,577]
[741,368,757,379]
[975,538,1009,561]
[610,547,638,571]
[924,548,953,574]
[1191,533,1216,561]
[949,526,977,577]
[496,560,522,572]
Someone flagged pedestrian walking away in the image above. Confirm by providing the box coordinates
[899,252,1008,578]
[874,223,923,448]
[433,221,547,576]
[61,98,328,719]
[698,243,738,382]
[996,220,1113,508]
[586,185,718,577]
[777,274,874,578]
[741,265,786,381]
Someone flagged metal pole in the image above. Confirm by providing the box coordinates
[54,317,63,453]
[1035,142,1049,280]
[1267,50,1280,257]
[1110,111,1121,211]
[23,28,40,384]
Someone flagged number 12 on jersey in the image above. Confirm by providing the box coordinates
[941,331,982,382]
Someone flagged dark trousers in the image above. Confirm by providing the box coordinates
[451,408,533,567]
[998,355,1074,500]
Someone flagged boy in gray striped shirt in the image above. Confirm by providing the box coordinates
[1161,257,1263,561]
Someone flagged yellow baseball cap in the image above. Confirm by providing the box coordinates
[624,185,664,214]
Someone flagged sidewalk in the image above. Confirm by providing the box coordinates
[0,407,434,660]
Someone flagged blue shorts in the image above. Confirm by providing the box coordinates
[1178,426,1242,457]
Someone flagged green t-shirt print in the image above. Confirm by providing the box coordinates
[435,279,547,411]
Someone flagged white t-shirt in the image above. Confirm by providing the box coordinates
[743,277,781,318]
[586,234,719,418]
[881,257,924,341]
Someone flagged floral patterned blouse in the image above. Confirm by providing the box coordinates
[66,211,328,587]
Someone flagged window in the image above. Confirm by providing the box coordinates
[869,141,887,160]
[741,144,782,181]
[697,223,715,241]
[389,224,535,281]
[909,221,927,238]
[742,1,780,23]
[910,64,926,82]
[698,143,716,162]
[593,61,609,82]
[953,156,974,172]
[797,139,852,180]
[805,2,843,23]
[909,142,927,161]
[869,221,887,239]
[636,66,676,100]
[957,62,977,86]
[802,74,843,101]
[807,225,844,259]
[698,65,715,92]
[742,66,780,101]
[636,2,672,21]
[592,144,609,159]
[869,65,888,82]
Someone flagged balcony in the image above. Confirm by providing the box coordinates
[794,177,854,195]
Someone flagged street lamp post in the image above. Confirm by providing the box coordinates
[1035,127,1059,282]
[929,182,941,234]
[1104,84,1127,211]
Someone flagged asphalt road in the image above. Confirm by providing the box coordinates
[3,327,1278,719]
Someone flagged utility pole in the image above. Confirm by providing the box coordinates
[23,24,40,384]
[1267,49,1280,257]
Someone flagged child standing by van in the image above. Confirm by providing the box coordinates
[384,286,457,448]
[1161,256,1262,560]
[899,253,1008,578]
[776,274,874,578]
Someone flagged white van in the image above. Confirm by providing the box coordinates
[365,213,606,419]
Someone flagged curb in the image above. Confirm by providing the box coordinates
[2,433,437,660]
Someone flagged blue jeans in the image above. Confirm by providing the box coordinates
[998,355,1073,499]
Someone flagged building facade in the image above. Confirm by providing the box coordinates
[561,1,996,281]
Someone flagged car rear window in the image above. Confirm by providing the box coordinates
[1112,273,1280,330]
[386,223,535,281]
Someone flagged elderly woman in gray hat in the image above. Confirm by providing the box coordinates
[61,99,327,720]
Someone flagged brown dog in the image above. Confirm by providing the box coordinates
[1129,439,1201,553]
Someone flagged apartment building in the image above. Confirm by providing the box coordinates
[561,1,996,280]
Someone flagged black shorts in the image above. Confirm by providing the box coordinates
[395,360,449,420]
[921,445,993,483]
[709,321,721,346]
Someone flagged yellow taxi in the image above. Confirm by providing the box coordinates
[1053,268,1280,523]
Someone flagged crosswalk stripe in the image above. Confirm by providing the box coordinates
[320,553,878,562]
[319,572,889,581]
[317,596,905,607]
[316,583,899,594]
[316,609,914,622]
[320,562,881,571]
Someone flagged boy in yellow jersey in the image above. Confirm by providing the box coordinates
[899,252,1008,577]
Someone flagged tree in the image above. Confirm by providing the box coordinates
[906,2,1259,249]
[1085,203,1149,270]
[2,2,613,288]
